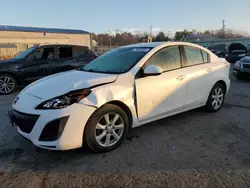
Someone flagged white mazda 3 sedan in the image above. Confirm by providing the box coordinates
[9,42,231,152]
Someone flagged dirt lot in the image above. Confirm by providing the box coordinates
[0,68,250,187]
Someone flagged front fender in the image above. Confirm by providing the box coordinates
[81,84,134,108]
[79,78,139,127]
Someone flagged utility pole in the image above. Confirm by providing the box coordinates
[148,25,152,43]
[109,31,112,47]
[222,20,226,38]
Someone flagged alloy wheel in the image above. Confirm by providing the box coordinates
[95,113,124,147]
[211,87,224,110]
[0,76,16,94]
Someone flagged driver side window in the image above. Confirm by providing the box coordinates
[147,46,181,71]
[31,47,55,60]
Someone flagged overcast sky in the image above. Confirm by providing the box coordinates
[0,0,249,34]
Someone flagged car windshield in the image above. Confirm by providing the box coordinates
[82,47,151,74]
[13,47,37,59]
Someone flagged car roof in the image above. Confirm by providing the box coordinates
[122,42,166,48]
[120,41,205,49]
[34,44,89,48]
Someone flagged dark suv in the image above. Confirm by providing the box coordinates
[0,44,97,94]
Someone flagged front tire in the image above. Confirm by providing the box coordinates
[83,104,129,153]
[205,83,225,112]
[0,74,17,95]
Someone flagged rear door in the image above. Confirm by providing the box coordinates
[74,46,97,65]
[51,46,97,74]
[181,45,213,108]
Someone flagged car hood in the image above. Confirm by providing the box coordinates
[241,56,250,63]
[23,70,118,99]
[228,43,247,53]
[0,58,19,65]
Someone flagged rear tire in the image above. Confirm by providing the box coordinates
[0,74,17,95]
[205,83,225,112]
[83,104,129,153]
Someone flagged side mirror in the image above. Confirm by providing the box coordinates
[143,65,163,76]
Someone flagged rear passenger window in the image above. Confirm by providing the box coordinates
[184,46,203,66]
[58,47,72,58]
[72,46,87,58]
[201,50,210,63]
[71,46,96,58]
[147,46,181,71]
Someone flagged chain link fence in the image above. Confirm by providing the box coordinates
[93,45,119,56]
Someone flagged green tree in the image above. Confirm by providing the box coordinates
[174,29,192,41]
[153,32,170,42]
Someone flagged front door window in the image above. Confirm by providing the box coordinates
[147,46,181,71]
[32,47,55,60]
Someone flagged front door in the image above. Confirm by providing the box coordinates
[135,46,187,123]
[20,46,55,84]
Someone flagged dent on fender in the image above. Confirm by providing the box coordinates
[81,84,134,107]
[79,73,139,126]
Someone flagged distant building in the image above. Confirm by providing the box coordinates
[184,34,250,50]
[92,39,98,47]
[0,25,92,58]
[183,34,220,42]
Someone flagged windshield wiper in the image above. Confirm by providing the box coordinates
[77,68,118,74]
[84,69,98,72]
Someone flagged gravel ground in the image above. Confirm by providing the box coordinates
[1,169,250,188]
[0,68,250,187]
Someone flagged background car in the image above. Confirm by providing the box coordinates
[208,44,226,58]
[225,43,248,63]
[0,44,97,94]
[233,55,250,80]
[210,49,225,58]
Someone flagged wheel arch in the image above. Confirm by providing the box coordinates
[0,71,20,86]
[215,80,227,93]
[205,80,228,105]
[106,100,133,129]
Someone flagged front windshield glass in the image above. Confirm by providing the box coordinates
[13,47,37,59]
[82,47,151,74]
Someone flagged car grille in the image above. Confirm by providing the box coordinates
[11,110,39,133]
[242,64,250,69]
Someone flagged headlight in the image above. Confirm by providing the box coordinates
[234,61,241,68]
[36,89,91,109]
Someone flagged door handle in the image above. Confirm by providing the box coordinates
[177,75,186,81]
[207,68,213,72]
